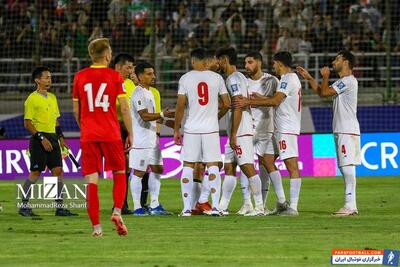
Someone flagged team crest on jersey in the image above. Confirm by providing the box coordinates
[231,84,239,92]
[280,82,288,89]
[337,81,346,90]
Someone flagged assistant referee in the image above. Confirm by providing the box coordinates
[19,66,77,217]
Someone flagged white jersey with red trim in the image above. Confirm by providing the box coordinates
[225,71,254,137]
[178,70,228,134]
[248,72,279,139]
[331,75,360,135]
[274,72,302,135]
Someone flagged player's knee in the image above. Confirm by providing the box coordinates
[51,167,63,177]
[208,174,216,181]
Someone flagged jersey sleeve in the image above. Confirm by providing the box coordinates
[152,88,161,113]
[116,73,126,98]
[264,76,279,96]
[132,91,147,112]
[24,96,34,120]
[72,74,79,101]
[227,76,243,97]
[218,75,228,95]
[277,77,291,96]
[177,76,187,95]
[53,94,61,118]
[331,78,348,95]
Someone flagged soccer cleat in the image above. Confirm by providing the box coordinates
[269,201,289,215]
[332,207,358,216]
[236,203,254,215]
[191,208,203,215]
[220,209,229,216]
[195,201,212,215]
[179,210,192,217]
[211,208,221,216]
[111,214,128,236]
[18,207,39,217]
[149,204,172,215]
[279,207,299,216]
[244,206,265,217]
[121,208,133,215]
[55,208,78,216]
[264,208,273,216]
[92,228,103,237]
[132,208,148,216]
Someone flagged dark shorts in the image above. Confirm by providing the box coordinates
[29,133,62,172]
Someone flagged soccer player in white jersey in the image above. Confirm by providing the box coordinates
[234,51,302,216]
[174,48,230,216]
[216,47,264,216]
[235,51,289,215]
[129,62,175,216]
[296,50,360,216]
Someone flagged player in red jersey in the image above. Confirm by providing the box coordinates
[72,38,133,237]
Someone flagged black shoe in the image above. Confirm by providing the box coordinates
[19,208,39,217]
[55,208,78,216]
[121,208,133,215]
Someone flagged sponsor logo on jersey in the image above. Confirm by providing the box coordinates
[231,84,239,92]
[280,82,288,89]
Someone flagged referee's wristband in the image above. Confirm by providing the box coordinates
[160,111,165,119]
[34,132,45,141]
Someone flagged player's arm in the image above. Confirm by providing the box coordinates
[173,94,186,145]
[218,93,230,120]
[119,96,133,150]
[230,95,242,149]
[249,92,286,107]
[24,119,53,152]
[296,66,336,97]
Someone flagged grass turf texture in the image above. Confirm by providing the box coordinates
[0,176,399,267]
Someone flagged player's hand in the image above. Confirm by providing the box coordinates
[124,135,132,152]
[296,66,313,80]
[250,92,264,100]
[320,67,331,78]
[229,136,238,150]
[41,138,53,152]
[174,131,183,146]
[232,96,249,109]
[163,108,175,118]
[59,138,69,151]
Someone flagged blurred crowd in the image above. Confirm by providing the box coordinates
[0,0,398,61]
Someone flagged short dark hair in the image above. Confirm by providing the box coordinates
[190,48,207,60]
[337,50,355,69]
[273,51,292,67]
[216,47,237,65]
[134,61,154,77]
[205,49,216,59]
[245,51,263,62]
[112,53,135,68]
[31,66,50,83]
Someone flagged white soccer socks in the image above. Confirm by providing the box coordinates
[181,166,194,212]
[269,170,286,204]
[219,175,237,211]
[130,173,142,210]
[208,166,222,210]
[149,172,161,209]
[289,178,302,211]
[340,165,357,210]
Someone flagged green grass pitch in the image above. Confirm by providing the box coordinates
[0,176,399,267]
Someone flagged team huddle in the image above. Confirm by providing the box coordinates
[21,37,361,237]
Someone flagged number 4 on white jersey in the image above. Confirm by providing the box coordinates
[84,83,110,112]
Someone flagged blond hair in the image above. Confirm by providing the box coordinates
[88,38,111,60]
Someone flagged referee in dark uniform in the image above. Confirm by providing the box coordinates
[19,66,77,217]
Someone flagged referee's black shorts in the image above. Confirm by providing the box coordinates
[29,133,62,172]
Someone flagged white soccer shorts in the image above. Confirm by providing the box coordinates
[224,135,254,166]
[275,132,299,161]
[334,133,361,167]
[254,132,278,156]
[181,132,222,163]
[129,147,163,171]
